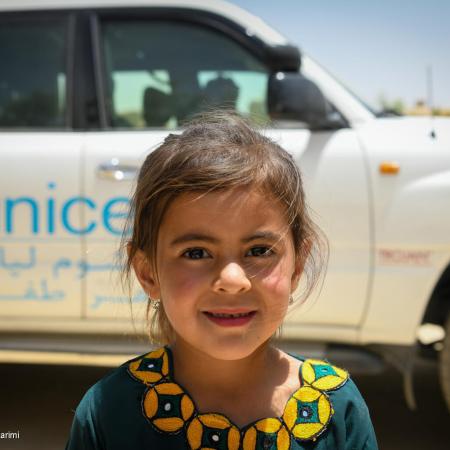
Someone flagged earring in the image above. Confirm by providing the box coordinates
[149,297,160,310]
[289,295,294,305]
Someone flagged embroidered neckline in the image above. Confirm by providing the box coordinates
[127,346,349,449]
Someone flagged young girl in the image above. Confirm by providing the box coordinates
[66,112,378,450]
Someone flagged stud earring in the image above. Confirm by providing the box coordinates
[289,295,294,305]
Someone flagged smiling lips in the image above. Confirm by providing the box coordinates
[203,310,257,327]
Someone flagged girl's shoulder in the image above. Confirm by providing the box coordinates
[66,351,179,450]
[288,352,378,449]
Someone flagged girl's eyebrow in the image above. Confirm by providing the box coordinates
[169,231,281,247]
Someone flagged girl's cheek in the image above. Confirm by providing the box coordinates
[261,275,290,296]
[261,261,292,293]
[168,267,206,294]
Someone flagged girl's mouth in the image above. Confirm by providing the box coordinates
[203,311,256,327]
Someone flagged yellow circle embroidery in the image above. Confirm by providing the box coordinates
[128,347,170,385]
[242,418,290,450]
[301,359,348,391]
[283,386,333,441]
[186,414,240,450]
[143,382,195,433]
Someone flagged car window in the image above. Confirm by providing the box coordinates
[101,20,269,129]
[0,18,68,128]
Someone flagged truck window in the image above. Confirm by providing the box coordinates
[100,20,269,129]
[0,18,68,128]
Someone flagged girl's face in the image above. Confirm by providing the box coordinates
[135,187,302,360]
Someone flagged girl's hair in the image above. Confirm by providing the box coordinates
[122,110,327,345]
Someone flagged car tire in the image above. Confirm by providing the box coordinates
[439,313,450,411]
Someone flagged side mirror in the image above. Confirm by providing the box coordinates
[268,72,344,129]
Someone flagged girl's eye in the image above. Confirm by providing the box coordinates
[246,246,274,257]
[182,248,210,260]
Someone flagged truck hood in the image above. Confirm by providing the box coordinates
[355,116,450,152]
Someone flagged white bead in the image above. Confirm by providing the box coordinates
[211,434,220,442]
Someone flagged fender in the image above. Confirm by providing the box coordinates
[357,117,450,345]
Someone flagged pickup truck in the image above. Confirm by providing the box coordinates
[0,0,449,410]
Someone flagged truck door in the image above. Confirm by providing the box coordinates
[82,11,275,323]
[0,13,83,321]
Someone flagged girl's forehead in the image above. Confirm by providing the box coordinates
[172,188,280,214]
[160,188,290,234]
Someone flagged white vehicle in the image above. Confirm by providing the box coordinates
[0,0,449,409]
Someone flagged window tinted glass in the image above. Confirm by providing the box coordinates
[102,20,269,129]
[0,19,67,128]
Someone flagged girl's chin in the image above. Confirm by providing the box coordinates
[171,328,276,361]
[195,337,272,362]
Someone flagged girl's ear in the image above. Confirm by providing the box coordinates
[290,240,312,292]
[290,257,304,292]
[131,248,161,299]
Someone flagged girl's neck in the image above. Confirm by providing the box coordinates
[170,339,279,395]
[168,339,301,427]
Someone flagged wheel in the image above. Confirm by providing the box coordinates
[439,313,450,411]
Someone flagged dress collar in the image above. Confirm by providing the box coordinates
[127,346,349,449]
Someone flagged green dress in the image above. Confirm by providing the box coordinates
[65,347,378,449]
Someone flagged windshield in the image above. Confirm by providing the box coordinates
[301,54,375,123]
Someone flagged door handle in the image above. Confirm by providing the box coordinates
[97,163,138,181]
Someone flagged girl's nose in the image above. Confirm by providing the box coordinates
[213,262,251,294]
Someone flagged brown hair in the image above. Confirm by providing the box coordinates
[122,111,326,344]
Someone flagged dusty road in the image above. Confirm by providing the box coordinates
[0,357,449,449]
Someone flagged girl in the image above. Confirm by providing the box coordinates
[66,112,378,450]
